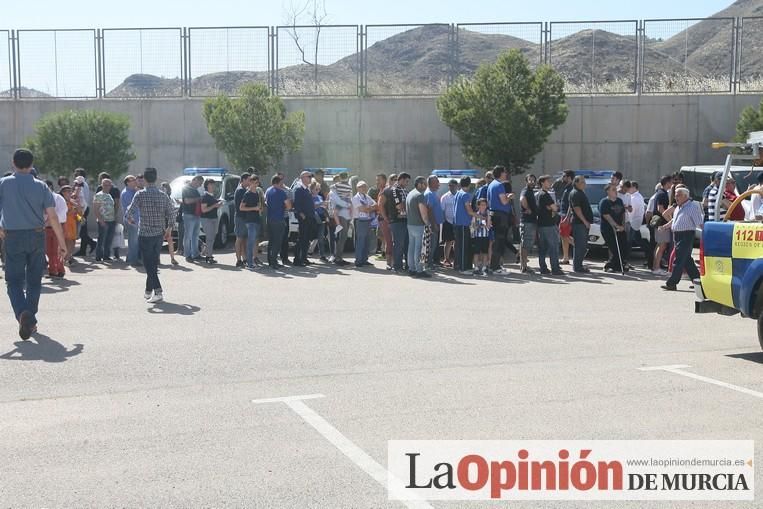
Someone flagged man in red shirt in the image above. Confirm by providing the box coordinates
[723,177,745,221]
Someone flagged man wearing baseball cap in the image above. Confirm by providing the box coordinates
[0,149,67,340]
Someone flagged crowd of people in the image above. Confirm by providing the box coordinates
[2,144,754,340]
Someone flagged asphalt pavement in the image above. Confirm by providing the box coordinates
[0,249,760,508]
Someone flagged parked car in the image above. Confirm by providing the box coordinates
[554,170,651,251]
[169,168,240,248]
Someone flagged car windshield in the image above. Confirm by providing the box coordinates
[731,169,763,194]
[169,176,222,201]
[585,182,608,217]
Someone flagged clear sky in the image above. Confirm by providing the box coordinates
[2,0,733,28]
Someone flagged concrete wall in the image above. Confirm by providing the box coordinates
[0,94,761,185]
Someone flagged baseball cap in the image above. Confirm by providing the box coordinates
[300,170,313,178]
[357,180,368,188]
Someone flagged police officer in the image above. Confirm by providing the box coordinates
[0,149,67,340]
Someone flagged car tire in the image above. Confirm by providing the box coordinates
[215,218,229,249]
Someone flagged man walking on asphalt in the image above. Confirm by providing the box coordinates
[126,167,176,303]
[0,149,67,339]
[660,187,704,291]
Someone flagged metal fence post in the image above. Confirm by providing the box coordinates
[95,29,102,98]
[358,25,365,97]
[636,21,643,96]
[9,30,17,99]
[732,17,741,94]
[271,27,278,96]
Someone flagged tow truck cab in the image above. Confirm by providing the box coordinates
[694,132,763,351]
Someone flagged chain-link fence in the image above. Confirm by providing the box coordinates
[549,21,638,94]
[275,24,358,96]
[642,18,734,94]
[16,29,97,98]
[738,17,763,93]
[0,31,12,98]
[455,23,543,80]
[102,28,183,98]
[188,27,270,97]
[0,18,760,98]
[365,24,451,96]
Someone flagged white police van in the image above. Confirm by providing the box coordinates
[169,168,240,248]
[431,169,482,198]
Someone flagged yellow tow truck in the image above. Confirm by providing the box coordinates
[695,131,763,350]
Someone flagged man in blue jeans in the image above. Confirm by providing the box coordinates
[121,175,141,266]
[265,175,290,270]
[382,173,410,272]
[351,181,376,268]
[0,149,67,339]
[568,175,593,273]
[405,176,431,278]
[126,167,176,303]
[181,175,203,263]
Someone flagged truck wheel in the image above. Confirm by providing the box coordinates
[215,218,229,249]
[758,314,763,352]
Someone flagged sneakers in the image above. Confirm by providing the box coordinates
[652,269,668,276]
[147,292,164,303]
[235,260,244,268]
[472,269,482,276]
[144,291,152,300]
[493,268,507,275]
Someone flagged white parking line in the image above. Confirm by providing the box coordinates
[639,365,763,399]
[253,394,434,509]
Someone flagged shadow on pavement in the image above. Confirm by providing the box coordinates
[726,352,763,365]
[0,334,83,363]
[146,302,201,315]
[40,278,82,294]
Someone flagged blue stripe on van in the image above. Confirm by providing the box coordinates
[702,222,733,258]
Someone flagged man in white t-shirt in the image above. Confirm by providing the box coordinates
[627,181,649,256]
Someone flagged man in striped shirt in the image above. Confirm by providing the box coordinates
[658,187,703,291]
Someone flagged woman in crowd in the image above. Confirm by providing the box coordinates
[60,185,82,266]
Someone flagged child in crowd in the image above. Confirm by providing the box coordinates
[471,198,491,276]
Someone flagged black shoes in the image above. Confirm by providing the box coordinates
[661,284,677,291]
[18,311,35,340]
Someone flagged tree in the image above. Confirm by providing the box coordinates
[202,83,305,173]
[284,0,329,93]
[735,99,763,144]
[437,49,568,174]
[26,109,135,179]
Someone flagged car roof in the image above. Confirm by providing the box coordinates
[679,165,757,174]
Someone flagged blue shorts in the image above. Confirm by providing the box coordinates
[234,216,248,237]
